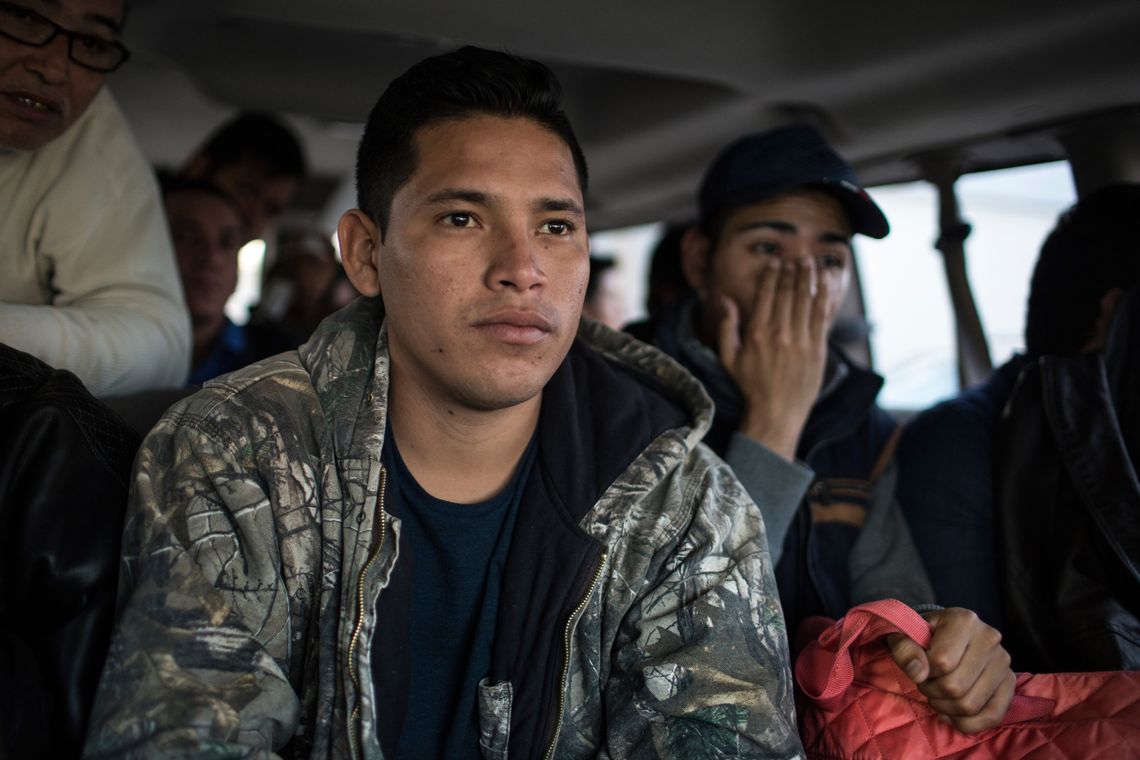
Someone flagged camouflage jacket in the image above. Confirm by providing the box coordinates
[84,298,803,759]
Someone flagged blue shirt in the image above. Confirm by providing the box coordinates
[382,428,537,759]
[187,318,247,387]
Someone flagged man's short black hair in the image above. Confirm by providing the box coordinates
[197,112,306,181]
[1025,183,1140,356]
[647,223,694,316]
[355,46,588,236]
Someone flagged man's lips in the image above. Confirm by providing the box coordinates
[472,309,555,345]
[3,90,63,117]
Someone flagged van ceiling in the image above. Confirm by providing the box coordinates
[114,0,1140,230]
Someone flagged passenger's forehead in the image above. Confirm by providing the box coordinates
[403,116,583,205]
[164,190,244,226]
[31,0,124,33]
[725,190,853,236]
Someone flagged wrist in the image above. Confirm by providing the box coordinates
[739,414,800,461]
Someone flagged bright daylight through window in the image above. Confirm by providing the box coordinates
[858,161,1076,409]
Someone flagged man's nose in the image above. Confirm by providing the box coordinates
[786,238,814,264]
[487,225,545,292]
[24,33,71,84]
[204,241,236,268]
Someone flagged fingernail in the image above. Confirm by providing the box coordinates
[938,715,953,726]
[905,660,923,681]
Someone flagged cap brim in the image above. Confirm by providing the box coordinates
[816,179,890,239]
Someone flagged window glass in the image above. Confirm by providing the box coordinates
[589,221,663,327]
[957,162,1076,366]
[225,238,267,325]
[859,161,1075,409]
[858,182,957,408]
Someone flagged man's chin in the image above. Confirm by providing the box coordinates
[0,104,70,151]
[0,127,59,152]
[441,364,560,413]
[456,383,545,413]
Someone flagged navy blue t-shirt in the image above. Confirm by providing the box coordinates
[381,428,537,759]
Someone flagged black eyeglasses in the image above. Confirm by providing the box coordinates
[0,1,129,73]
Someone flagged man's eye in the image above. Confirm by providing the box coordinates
[444,212,474,227]
[173,230,204,249]
[540,220,572,235]
[77,34,112,53]
[817,254,845,270]
[751,241,779,256]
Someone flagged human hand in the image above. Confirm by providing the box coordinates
[718,257,833,460]
[888,608,1015,734]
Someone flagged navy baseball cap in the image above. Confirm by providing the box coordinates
[698,124,890,239]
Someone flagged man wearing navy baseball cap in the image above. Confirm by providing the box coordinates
[635,124,1016,734]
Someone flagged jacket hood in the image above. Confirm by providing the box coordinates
[574,315,715,450]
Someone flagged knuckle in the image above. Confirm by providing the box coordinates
[958,693,987,716]
[955,717,988,735]
[927,651,955,674]
[772,333,794,350]
[938,676,969,701]
[944,607,977,624]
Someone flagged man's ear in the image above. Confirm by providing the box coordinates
[339,209,382,297]
[680,226,711,296]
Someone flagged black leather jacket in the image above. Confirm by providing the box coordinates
[0,345,140,758]
[997,289,1140,672]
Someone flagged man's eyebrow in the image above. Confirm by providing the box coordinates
[424,189,490,206]
[734,219,797,235]
[534,197,584,216]
[734,219,851,245]
[35,0,121,34]
[86,11,121,34]
[423,190,583,218]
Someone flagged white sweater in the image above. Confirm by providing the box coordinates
[0,87,190,396]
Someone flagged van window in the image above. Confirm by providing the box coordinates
[589,222,663,326]
[859,161,1076,409]
[225,239,268,325]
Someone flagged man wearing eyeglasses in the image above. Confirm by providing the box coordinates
[0,0,190,396]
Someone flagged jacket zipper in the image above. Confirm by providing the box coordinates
[543,551,607,760]
[348,465,388,760]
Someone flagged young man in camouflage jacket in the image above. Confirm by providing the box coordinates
[84,47,804,759]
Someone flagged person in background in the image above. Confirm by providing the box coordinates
[897,183,1140,634]
[164,178,296,385]
[178,111,306,240]
[626,223,695,343]
[648,224,695,320]
[581,254,625,329]
[0,0,190,396]
[1,343,140,759]
[640,124,1015,733]
[85,46,802,758]
[250,228,358,346]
